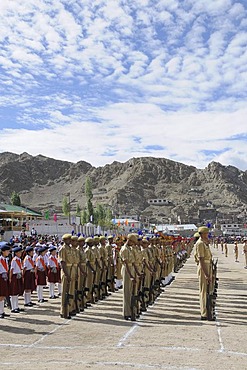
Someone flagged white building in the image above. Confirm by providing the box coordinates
[155,224,197,237]
[221,223,247,236]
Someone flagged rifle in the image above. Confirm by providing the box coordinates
[137,271,146,314]
[130,279,137,321]
[212,258,219,291]
[158,260,164,294]
[98,262,105,300]
[206,283,214,321]
[206,260,217,321]
[107,262,115,292]
[80,273,89,311]
[91,268,97,303]
[148,272,155,305]
[74,279,80,314]
[93,265,99,302]
[64,266,73,319]
[153,259,160,299]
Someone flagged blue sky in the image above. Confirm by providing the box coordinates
[0,0,247,170]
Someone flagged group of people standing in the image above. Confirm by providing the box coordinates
[0,242,61,318]
[214,237,247,267]
[58,233,192,320]
[0,232,192,320]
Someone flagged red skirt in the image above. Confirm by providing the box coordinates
[10,274,24,296]
[0,273,9,297]
[36,270,47,286]
[24,270,36,292]
[47,269,59,284]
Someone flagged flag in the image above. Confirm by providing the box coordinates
[117,220,121,227]
[125,219,128,226]
[53,213,57,222]
[44,210,49,220]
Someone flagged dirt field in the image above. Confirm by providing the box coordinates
[0,244,246,370]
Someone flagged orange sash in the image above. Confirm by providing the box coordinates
[51,256,58,268]
[15,257,23,271]
[36,256,46,270]
[39,257,46,270]
[0,258,8,272]
[27,256,34,268]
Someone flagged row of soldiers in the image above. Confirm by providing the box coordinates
[0,233,193,320]
[59,233,193,320]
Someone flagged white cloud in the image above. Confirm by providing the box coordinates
[0,0,247,171]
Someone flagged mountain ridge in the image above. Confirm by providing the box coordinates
[0,151,246,224]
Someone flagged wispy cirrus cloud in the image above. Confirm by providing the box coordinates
[0,0,247,170]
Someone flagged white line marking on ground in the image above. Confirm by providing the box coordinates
[0,343,106,350]
[0,360,199,369]
[215,310,224,353]
[116,323,139,347]
[227,351,247,357]
[0,343,246,358]
[126,345,200,352]
[29,318,71,347]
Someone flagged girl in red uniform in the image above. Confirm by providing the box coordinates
[9,246,24,313]
[36,247,48,303]
[23,246,37,306]
[0,243,11,318]
[47,246,59,299]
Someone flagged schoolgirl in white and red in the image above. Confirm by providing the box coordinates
[35,247,48,303]
[9,246,24,313]
[47,246,59,299]
[0,243,11,318]
[23,246,36,306]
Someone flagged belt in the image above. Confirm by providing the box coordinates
[66,263,75,266]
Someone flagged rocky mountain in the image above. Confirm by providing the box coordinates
[0,152,247,224]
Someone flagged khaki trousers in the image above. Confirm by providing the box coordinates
[198,263,210,317]
[121,265,134,317]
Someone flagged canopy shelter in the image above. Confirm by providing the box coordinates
[0,203,42,233]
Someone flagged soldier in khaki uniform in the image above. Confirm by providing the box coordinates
[85,237,96,304]
[98,236,108,298]
[120,233,137,320]
[77,236,87,311]
[131,237,143,316]
[67,235,80,315]
[234,241,239,262]
[105,236,115,292]
[243,240,247,269]
[141,238,153,309]
[92,236,101,301]
[59,234,74,319]
[195,226,212,320]
[114,237,123,289]
[193,232,200,265]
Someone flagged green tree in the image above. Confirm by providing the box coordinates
[76,204,81,216]
[85,177,94,222]
[87,199,94,223]
[62,197,70,217]
[95,204,106,227]
[104,207,114,229]
[94,204,113,231]
[81,209,88,224]
[11,191,21,206]
[85,177,93,201]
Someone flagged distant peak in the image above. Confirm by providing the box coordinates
[20,152,33,159]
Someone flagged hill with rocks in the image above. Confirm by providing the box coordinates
[0,152,247,225]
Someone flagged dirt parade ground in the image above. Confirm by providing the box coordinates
[0,244,246,370]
